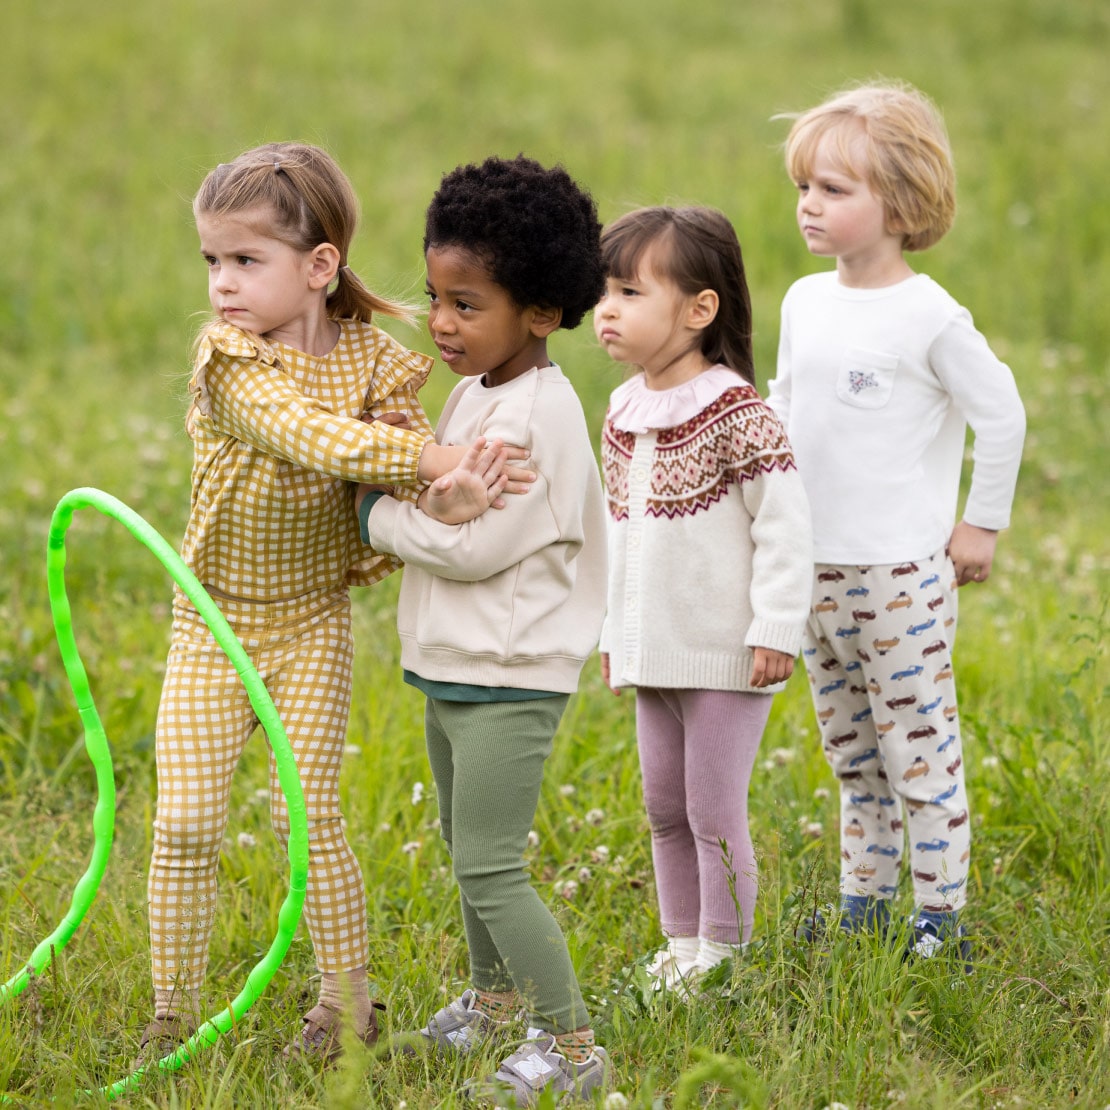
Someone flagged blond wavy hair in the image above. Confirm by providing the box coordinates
[782,81,956,252]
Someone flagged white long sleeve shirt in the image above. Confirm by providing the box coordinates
[768,272,1026,565]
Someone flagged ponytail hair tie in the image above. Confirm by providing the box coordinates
[273,160,282,173]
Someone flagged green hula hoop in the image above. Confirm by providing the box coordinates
[0,488,309,1099]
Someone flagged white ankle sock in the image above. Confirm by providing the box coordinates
[695,937,741,972]
[668,936,700,965]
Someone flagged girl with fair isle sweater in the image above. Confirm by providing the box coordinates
[595,206,813,991]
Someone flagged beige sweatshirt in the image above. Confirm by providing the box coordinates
[363,364,607,693]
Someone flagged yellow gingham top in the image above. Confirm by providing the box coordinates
[180,319,435,601]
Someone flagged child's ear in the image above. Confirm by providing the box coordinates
[686,289,719,331]
[529,305,563,337]
[308,242,341,289]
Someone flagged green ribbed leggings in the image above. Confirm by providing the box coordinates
[424,695,589,1034]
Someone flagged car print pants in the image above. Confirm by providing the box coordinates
[148,587,369,994]
[803,547,970,913]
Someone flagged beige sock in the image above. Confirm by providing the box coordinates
[554,1027,595,1063]
[153,985,200,1026]
[318,967,374,1035]
[472,987,519,1021]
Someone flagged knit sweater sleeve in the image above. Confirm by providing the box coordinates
[734,402,814,654]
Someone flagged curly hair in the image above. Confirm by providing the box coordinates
[423,155,605,330]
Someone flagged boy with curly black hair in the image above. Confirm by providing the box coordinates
[358,155,610,1104]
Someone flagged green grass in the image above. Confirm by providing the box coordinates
[1,0,1108,1105]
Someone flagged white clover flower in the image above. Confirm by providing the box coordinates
[578,867,592,884]
[803,822,824,839]
[814,787,831,801]
[379,822,392,833]
[590,845,611,863]
[411,781,425,805]
[559,784,576,797]
[527,830,540,849]
[557,880,579,900]
[401,840,422,856]
[344,744,362,757]
[585,808,605,826]
[237,832,257,849]
[254,788,270,801]
[770,747,795,766]
[604,1094,629,1110]
[982,755,1000,769]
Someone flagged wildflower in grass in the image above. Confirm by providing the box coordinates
[343,743,361,756]
[411,780,425,805]
[237,832,257,849]
[557,879,579,900]
[559,783,576,797]
[814,786,831,801]
[585,807,605,826]
[527,830,540,849]
[803,822,824,839]
[379,822,392,833]
[590,845,611,863]
[604,1094,629,1109]
[402,841,421,856]
[578,867,592,884]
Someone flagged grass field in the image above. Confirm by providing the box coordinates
[1,0,1108,1106]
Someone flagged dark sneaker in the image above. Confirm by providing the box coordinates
[906,914,973,973]
[466,1028,610,1106]
[796,896,891,943]
[133,1015,197,1071]
[283,1001,384,1066]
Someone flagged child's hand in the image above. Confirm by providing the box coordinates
[419,440,535,493]
[362,409,413,431]
[750,647,795,688]
[947,521,999,587]
[600,652,621,696]
[419,437,511,524]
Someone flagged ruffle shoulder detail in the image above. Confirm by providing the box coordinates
[189,322,280,419]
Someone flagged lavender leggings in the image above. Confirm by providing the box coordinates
[635,688,772,944]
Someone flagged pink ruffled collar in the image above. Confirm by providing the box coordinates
[606,366,749,433]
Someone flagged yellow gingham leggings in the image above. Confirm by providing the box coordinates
[148,588,368,992]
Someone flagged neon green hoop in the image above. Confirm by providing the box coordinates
[0,488,309,1099]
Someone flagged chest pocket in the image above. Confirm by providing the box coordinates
[836,347,900,409]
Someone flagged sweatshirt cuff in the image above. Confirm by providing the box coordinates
[358,491,390,543]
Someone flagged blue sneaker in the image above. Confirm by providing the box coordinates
[905,911,973,973]
[797,895,891,943]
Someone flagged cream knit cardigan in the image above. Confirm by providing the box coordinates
[600,373,813,693]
